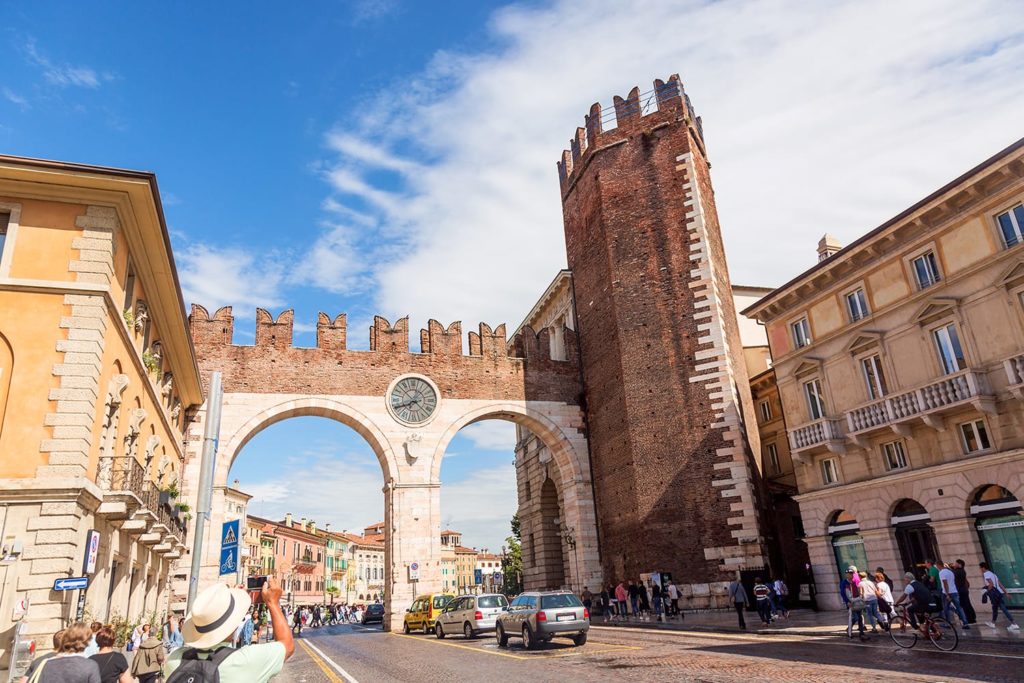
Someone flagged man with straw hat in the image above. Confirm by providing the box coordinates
[163,576,294,682]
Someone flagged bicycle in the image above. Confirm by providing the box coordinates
[889,604,959,651]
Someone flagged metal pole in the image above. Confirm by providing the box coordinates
[186,372,223,612]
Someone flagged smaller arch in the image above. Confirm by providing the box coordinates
[969,484,1022,517]
[890,498,931,526]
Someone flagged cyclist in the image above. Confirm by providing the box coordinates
[895,571,934,634]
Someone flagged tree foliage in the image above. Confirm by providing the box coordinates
[502,513,523,595]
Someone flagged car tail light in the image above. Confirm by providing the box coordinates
[475,610,483,620]
[537,611,547,622]
[584,608,590,619]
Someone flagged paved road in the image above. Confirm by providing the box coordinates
[276,622,1023,682]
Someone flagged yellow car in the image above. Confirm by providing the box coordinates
[403,593,454,634]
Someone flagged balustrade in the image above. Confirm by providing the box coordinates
[789,417,845,452]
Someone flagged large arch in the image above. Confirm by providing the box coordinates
[181,305,594,631]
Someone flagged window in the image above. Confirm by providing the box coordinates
[861,354,888,399]
[759,400,772,423]
[764,443,780,474]
[960,419,991,453]
[821,457,839,485]
[804,379,826,420]
[791,317,811,348]
[881,440,908,471]
[845,288,869,322]
[996,203,1024,248]
[123,258,136,313]
[911,251,941,289]
[0,212,9,260]
[933,323,966,374]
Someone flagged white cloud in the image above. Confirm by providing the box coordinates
[457,421,518,452]
[311,0,1024,333]
[177,243,286,314]
[24,39,107,89]
[2,88,28,110]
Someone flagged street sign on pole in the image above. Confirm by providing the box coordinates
[219,546,238,576]
[82,530,100,575]
[474,569,482,585]
[221,520,239,549]
[53,577,89,591]
[188,371,223,613]
[408,562,419,581]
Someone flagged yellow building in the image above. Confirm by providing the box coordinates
[745,137,1024,609]
[0,156,202,663]
[454,545,478,594]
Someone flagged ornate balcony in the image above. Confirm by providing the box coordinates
[845,368,995,446]
[788,416,846,458]
[1006,354,1024,400]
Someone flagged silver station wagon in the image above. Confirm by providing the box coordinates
[495,591,589,649]
[435,593,510,639]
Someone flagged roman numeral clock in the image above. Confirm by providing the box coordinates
[387,374,439,426]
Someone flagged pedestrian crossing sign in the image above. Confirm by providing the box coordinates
[221,520,239,548]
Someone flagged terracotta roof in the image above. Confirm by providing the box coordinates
[441,529,460,535]
[454,546,478,554]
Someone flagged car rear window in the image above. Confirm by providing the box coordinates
[478,595,508,609]
[433,596,452,609]
[368,605,383,613]
[541,594,582,609]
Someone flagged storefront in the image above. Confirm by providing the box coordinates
[829,511,868,578]
[892,499,939,576]
[973,485,1023,608]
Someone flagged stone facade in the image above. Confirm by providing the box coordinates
[556,75,767,602]
[181,307,598,630]
[744,136,1024,608]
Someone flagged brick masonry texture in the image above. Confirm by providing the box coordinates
[559,75,767,585]
[189,307,582,405]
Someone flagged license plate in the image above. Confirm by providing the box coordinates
[556,614,574,622]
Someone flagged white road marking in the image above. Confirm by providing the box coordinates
[302,638,361,683]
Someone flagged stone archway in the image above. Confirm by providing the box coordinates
[181,307,595,630]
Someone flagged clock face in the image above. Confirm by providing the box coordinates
[389,376,438,424]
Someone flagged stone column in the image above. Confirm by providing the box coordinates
[804,535,843,610]
[385,482,440,631]
[860,527,901,576]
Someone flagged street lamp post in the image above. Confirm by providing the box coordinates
[560,524,579,594]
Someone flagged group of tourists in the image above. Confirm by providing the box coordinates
[840,559,1019,639]
[582,579,686,622]
[21,577,296,683]
[726,575,791,629]
[284,603,366,634]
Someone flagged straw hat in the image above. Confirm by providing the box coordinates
[182,583,252,649]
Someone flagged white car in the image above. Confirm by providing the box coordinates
[434,593,509,639]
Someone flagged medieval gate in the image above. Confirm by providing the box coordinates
[181,306,600,630]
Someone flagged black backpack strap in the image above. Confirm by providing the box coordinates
[179,647,201,661]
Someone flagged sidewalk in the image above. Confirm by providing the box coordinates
[593,608,1024,644]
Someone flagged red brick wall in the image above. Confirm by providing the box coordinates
[559,76,763,584]
[189,306,581,405]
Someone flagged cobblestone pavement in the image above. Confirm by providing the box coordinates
[274,622,1023,682]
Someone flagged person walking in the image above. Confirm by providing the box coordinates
[772,577,790,619]
[875,567,894,591]
[615,581,628,619]
[638,581,651,621]
[753,578,772,626]
[130,625,165,683]
[627,580,640,618]
[858,571,882,633]
[667,581,681,619]
[939,562,971,630]
[292,607,303,635]
[24,623,100,683]
[581,587,593,621]
[924,559,941,591]
[89,626,130,683]
[874,570,894,630]
[953,559,977,624]
[840,568,867,640]
[980,561,1020,630]
[728,576,748,630]
[651,582,664,622]
[163,576,295,682]
[128,623,144,653]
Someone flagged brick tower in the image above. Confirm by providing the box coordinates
[558,75,767,593]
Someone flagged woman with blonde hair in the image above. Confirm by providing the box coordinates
[26,622,101,682]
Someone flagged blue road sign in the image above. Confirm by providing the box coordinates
[219,546,238,576]
[53,576,89,591]
[474,569,482,585]
[221,520,240,548]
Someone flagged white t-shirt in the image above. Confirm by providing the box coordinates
[667,584,679,599]
[938,568,958,594]
[984,570,1004,593]
[876,581,895,605]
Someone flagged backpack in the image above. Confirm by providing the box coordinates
[166,647,237,683]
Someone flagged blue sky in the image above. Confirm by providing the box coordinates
[3,0,1022,550]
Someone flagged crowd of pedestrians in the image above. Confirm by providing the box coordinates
[282,602,371,635]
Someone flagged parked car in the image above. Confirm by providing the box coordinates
[362,603,385,625]
[403,593,454,634]
[496,591,589,649]
[435,593,510,639]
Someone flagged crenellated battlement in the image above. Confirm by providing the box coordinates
[557,73,705,194]
[187,305,576,363]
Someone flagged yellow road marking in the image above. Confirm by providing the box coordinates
[298,639,346,682]
[390,632,641,660]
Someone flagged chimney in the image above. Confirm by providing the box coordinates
[324,522,331,532]
[310,520,317,534]
[233,478,240,488]
[300,516,307,530]
[817,233,842,262]
[285,512,292,527]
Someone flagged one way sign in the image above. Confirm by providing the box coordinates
[53,577,89,591]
